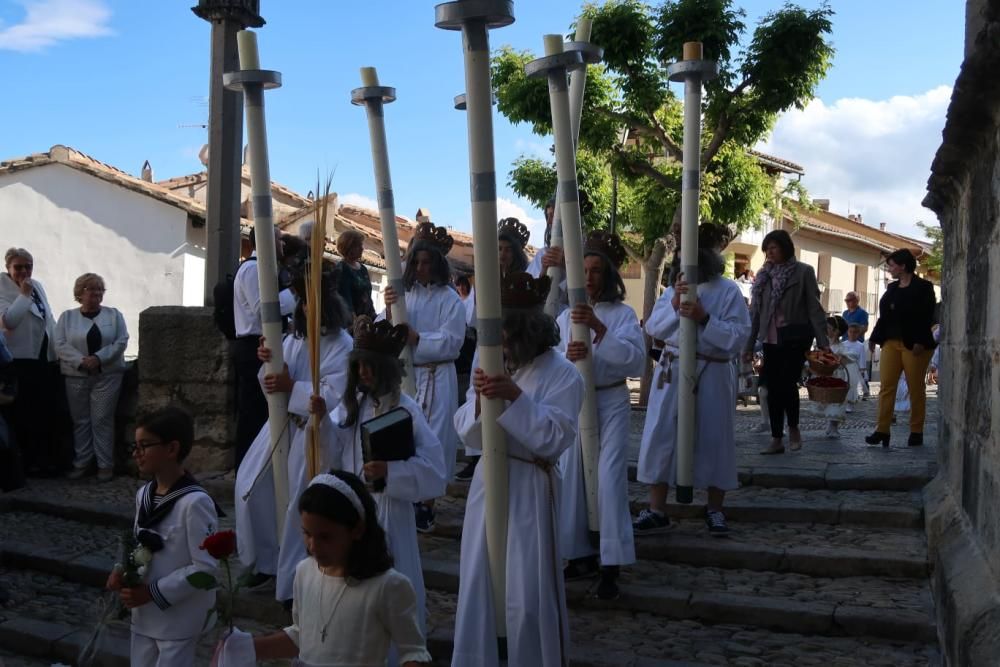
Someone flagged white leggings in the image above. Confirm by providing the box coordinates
[130,632,198,666]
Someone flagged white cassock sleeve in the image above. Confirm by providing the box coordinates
[385,402,448,503]
[318,406,352,474]
[593,306,647,378]
[148,494,219,611]
[288,334,351,419]
[381,573,433,664]
[701,286,751,355]
[283,563,303,648]
[412,290,465,365]
[495,363,584,461]
[644,287,679,342]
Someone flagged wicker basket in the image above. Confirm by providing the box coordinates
[806,381,849,404]
[807,357,841,376]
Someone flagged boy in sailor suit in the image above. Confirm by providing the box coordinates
[107,407,220,666]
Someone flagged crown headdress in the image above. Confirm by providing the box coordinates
[584,231,627,269]
[412,221,454,256]
[352,316,408,358]
[497,217,530,248]
[501,272,552,310]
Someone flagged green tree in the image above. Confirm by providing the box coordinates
[915,220,943,275]
[493,0,833,312]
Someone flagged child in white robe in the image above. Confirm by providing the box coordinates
[320,316,447,638]
[635,227,751,537]
[452,272,584,667]
[819,316,860,438]
[108,407,220,667]
[246,471,431,667]
[556,232,645,600]
[382,223,465,532]
[235,271,353,603]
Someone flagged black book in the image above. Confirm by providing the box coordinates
[360,407,415,492]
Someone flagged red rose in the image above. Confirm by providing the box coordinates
[200,530,237,560]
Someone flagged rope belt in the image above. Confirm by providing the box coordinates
[507,452,568,666]
[595,379,627,392]
[657,349,732,391]
[414,362,441,415]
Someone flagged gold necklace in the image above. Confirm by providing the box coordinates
[318,566,349,643]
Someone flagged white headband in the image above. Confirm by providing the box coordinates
[308,474,365,519]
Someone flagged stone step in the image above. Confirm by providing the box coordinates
[417,537,935,643]
[446,480,925,529]
[427,497,929,579]
[0,514,933,643]
[424,588,939,666]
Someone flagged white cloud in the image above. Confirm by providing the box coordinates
[496,196,545,249]
[757,85,952,239]
[0,0,112,52]
[339,192,378,211]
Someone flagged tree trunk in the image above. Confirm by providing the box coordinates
[637,237,669,407]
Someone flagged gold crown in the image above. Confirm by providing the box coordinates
[412,222,454,256]
[352,316,408,358]
[584,231,627,269]
[497,217,530,248]
[501,271,552,309]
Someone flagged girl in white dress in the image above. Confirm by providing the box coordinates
[235,272,353,603]
[249,471,431,667]
[321,316,447,639]
[382,222,465,532]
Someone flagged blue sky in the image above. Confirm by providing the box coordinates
[0,1,965,240]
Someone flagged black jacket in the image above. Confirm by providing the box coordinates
[870,275,937,350]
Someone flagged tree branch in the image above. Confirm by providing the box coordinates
[620,61,683,162]
[613,146,680,190]
[701,76,752,164]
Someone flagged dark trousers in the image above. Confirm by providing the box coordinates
[233,337,267,471]
[761,342,810,438]
[0,359,60,475]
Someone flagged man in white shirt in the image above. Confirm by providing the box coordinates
[232,227,296,470]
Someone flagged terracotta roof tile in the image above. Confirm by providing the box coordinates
[0,145,206,219]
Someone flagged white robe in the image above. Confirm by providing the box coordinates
[379,283,465,480]
[234,331,352,602]
[556,300,645,566]
[320,392,447,633]
[452,349,584,667]
[638,277,750,491]
[818,340,864,422]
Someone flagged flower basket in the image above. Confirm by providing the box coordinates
[806,351,841,376]
[806,377,849,404]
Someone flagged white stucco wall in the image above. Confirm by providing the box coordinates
[0,164,206,357]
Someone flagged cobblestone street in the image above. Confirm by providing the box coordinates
[0,384,942,665]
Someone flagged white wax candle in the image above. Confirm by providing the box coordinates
[237,30,261,70]
[360,67,379,87]
[543,34,564,56]
[575,18,592,41]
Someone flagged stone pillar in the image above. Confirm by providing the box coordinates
[138,306,235,472]
[192,0,265,304]
[922,3,1000,663]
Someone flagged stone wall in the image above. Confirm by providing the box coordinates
[137,306,235,472]
[922,2,1000,664]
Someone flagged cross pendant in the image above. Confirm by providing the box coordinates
[321,628,327,642]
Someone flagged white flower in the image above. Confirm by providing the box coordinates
[132,546,153,566]
[137,565,147,578]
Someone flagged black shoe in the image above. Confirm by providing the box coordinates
[865,431,891,448]
[596,566,620,600]
[454,457,479,482]
[281,598,293,613]
[415,504,435,534]
[633,509,672,534]
[563,556,600,582]
[907,433,924,447]
[705,509,730,537]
